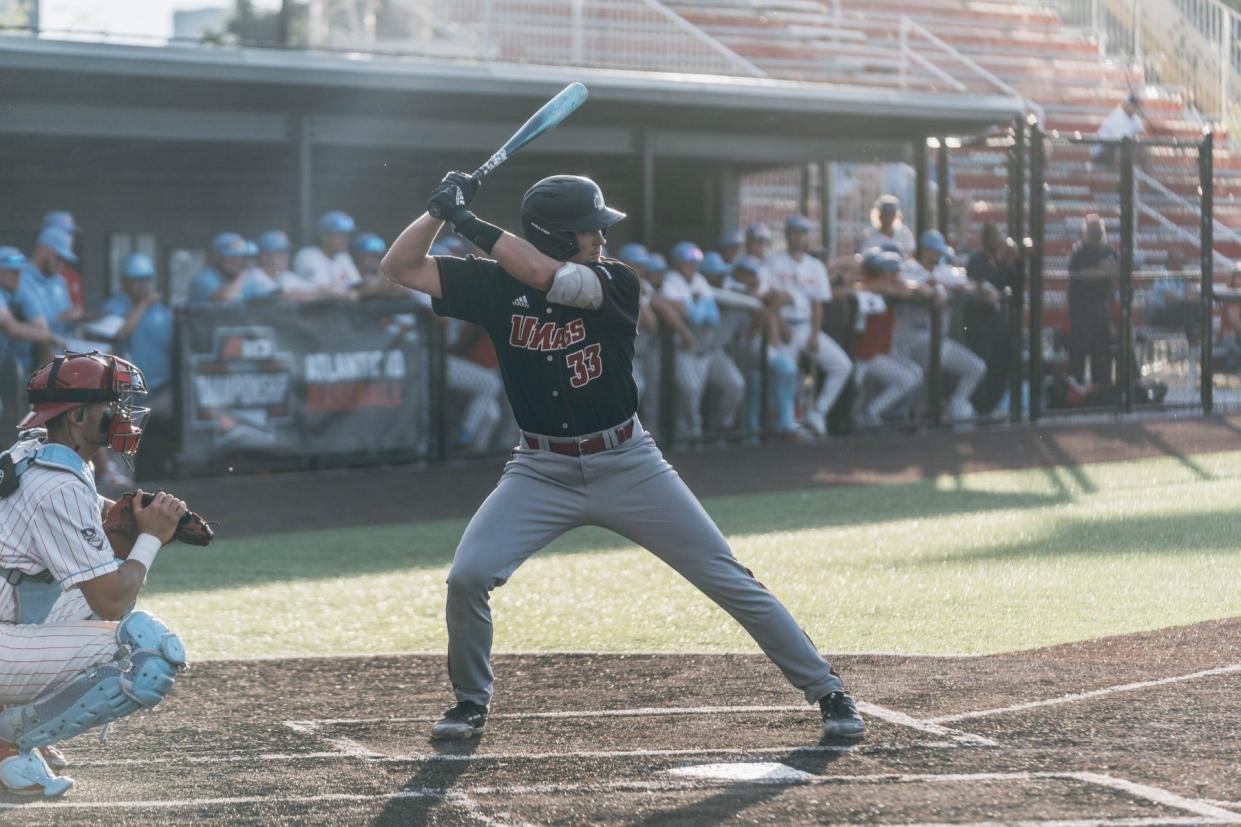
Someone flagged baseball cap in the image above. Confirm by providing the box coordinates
[719,230,744,247]
[785,214,814,233]
[875,251,904,273]
[745,222,772,242]
[700,250,729,278]
[211,232,248,257]
[876,195,901,214]
[646,253,667,272]
[351,232,387,255]
[669,241,704,265]
[0,246,27,271]
[317,210,356,235]
[37,226,77,263]
[256,230,291,253]
[42,210,77,235]
[120,252,156,280]
[244,240,259,258]
[919,229,950,256]
[616,242,649,268]
[732,254,763,274]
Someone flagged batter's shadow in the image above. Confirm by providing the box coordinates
[371,737,480,827]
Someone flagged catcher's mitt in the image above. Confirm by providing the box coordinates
[104,490,214,559]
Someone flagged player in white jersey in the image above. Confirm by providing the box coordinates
[289,211,363,298]
[767,216,853,437]
[0,352,188,797]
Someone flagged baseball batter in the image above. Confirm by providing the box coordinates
[382,171,864,741]
[0,352,188,797]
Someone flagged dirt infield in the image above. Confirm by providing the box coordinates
[5,617,1241,824]
[171,413,1241,537]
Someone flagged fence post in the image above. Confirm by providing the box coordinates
[1200,130,1215,414]
[929,294,943,427]
[431,315,448,462]
[758,326,771,441]
[1027,124,1045,423]
[936,139,950,239]
[658,318,677,446]
[914,138,930,242]
[1119,137,1135,414]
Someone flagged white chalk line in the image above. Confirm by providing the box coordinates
[929,663,1241,724]
[2,770,1235,820]
[70,739,967,769]
[287,701,997,747]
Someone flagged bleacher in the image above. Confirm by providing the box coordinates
[663,0,1241,275]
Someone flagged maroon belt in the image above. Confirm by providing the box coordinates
[523,419,636,456]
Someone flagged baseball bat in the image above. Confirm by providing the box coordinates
[471,82,589,181]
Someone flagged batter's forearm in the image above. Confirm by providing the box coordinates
[490,233,558,292]
[382,212,445,296]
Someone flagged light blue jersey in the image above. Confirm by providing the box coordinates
[101,293,173,392]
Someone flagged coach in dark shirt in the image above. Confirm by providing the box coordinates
[963,223,1018,414]
[1067,215,1119,385]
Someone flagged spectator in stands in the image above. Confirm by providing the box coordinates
[41,210,85,315]
[963,223,1018,414]
[0,247,58,376]
[719,230,744,264]
[1066,214,1119,386]
[860,195,917,257]
[24,226,83,340]
[352,233,408,299]
[253,230,297,286]
[290,210,362,299]
[851,249,924,429]
[660,241,744,440]
[894,230,986,421]
[1214,263,1241,373]
[187,232,278,304]
[727,254,800,439]
[744,222,773,266]
[1091,93,1143,169]
[768,215,852,437]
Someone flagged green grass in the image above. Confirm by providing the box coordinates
[143,449,1241,661]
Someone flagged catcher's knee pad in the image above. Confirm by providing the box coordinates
[0,611,186,751]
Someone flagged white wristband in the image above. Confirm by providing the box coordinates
[126,533,162,571]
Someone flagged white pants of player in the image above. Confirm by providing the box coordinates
[447,356,504,450]
[0,589,114,706]
[893,332,986,420]
[444,426,843,707]
[781,324,853,419]
[675,350,745,439]
[854,354,924,424]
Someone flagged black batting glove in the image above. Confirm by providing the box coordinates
[426,171,480,220]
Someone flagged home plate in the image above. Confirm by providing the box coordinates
[665,762,818,783]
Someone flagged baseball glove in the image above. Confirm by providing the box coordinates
[103,490,215,559]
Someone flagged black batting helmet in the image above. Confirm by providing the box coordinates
[520,175,626,261]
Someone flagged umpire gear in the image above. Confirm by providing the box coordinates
[520,175,626,261]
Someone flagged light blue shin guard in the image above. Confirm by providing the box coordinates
[0,611,186,751]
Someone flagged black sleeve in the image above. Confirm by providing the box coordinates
[589,259,640,330]
[430,255,505,327]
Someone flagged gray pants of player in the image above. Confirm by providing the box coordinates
[675,350,745,439]
[444,421,842,707]
[854,354,923,424]
[894,333,986,420]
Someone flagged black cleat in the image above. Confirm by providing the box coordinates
[430,700,488,740]
[819,691,865,739]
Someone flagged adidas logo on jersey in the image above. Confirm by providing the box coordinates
[512,295,530,308]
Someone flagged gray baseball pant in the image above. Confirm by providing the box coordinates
[444,424,842,707]
[674,350,745,438]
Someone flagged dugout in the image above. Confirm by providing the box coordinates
[0,36,1023,306]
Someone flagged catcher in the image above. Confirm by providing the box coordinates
[0,352,211,798]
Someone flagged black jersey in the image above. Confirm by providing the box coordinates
[431,255,640,437]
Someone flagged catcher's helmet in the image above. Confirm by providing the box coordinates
[20,352,150,458]
[520,175,626,261]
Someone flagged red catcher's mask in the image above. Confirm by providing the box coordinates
[19,352,150,458]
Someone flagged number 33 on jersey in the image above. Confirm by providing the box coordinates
[430,254,640,436]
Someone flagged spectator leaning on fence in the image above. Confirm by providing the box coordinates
[743,222,774,269]
[768,215,852,438]
[719,230,744,265]
[726,254,800,438]
[24,227,83,340]
[98,253,173,397]
[352,233,407,300]
[187,232,278,305]
[895,230,986,422]
[616,243,657,411]
[0,248,58,376]
[1066,214,1119,387]
[1091,93,1143,169]
[291,211,362,300]
[963,223,1017,415]
[860,195,917,258]
[41,211,85,314]
[253,230,298,290]
[851,249,924,430]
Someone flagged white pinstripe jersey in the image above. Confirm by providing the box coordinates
[0,439,118,624]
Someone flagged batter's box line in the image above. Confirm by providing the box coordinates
[926,662,1241,725]
[286,701,998,748]
[4,770,1239,823]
